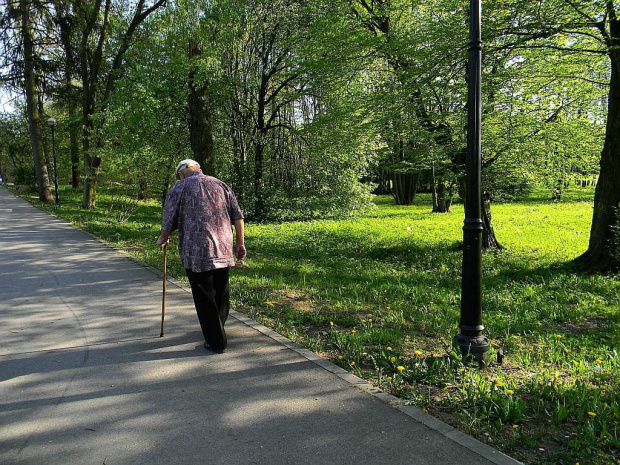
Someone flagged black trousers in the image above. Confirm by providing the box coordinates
[185,267,230,350]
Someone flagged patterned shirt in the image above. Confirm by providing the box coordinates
[162,172,244,272]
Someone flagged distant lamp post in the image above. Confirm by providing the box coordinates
[453,0,490,366]
[46,117,59,205]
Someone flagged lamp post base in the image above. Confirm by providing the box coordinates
[453,333,490,367]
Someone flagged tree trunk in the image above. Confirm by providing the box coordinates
[81,93,98,209]
[254,139,266,220]
[56,0,81,188]
[20,0,53,203]
[137,178,147,200]
[432,177,452,213]
[551,177,564,201]
[187,40,215,175]
[482,191,503,250]
[68,105,81,188]
[576,47,620,272]
[391,171,418,205]
[375,168,391,195]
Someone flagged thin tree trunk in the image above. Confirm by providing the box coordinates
[68,105,81,187]
[254,139,266,220]
[482,191,503,249]
[20,0,53,203]
[56,0,81,188]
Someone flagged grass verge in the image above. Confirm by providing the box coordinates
[12,184,620,464]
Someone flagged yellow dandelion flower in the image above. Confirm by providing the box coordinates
[386,347,393,351]
[555,334,562,339]
[397,366,405,372]
[351,330,356,333]
[368,319,373,323]
[361,319,366,323]
[506,389,514,395]
[512,335,518,339]
[330,321,334,326]
[513,425,518,429]
[414,350,422,356]
[596,359,602,364]
[350,361,356,366]
[587,412,596,417]
[338,355,343,360]
[386,377,392,381]
[390,357,396,363]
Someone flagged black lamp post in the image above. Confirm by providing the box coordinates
[46,117,59,205]
[453,0,490,366]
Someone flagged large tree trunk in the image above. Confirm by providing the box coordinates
[187,40,215,175]
[576,47,620,272]
[20,0,53,203]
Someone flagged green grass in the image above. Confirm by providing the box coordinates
[14,184,620,464]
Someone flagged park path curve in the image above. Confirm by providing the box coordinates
[0,186,520,465]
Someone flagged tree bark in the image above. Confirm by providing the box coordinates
[187,40,215,175]
[431,166,452,213]
[482,191,503,250]
[55,0,81,188]
[576,44,620,272]
[19,0,54,203]
[391,171,418,205]
[375,168,391,195]
[254,138,266,220]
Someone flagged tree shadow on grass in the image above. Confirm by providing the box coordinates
[483,260,620,342]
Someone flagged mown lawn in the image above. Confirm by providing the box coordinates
[16,184,620,464]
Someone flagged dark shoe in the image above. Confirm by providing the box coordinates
[204,342,225,354]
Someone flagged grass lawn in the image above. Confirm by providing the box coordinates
[15,184,620,464]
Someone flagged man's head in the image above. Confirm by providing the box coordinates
[175,159,201,179]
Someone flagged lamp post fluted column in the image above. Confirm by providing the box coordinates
[453,0,490,366]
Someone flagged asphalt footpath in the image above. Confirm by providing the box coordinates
[0,186,521,465]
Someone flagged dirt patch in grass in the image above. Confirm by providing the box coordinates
[269,290,316,313]
[557,316,611,335]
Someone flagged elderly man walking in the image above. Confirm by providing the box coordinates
[157,159,246,353]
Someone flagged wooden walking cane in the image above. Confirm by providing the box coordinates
[160,243,168,337]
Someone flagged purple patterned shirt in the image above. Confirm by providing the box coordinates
[162,173,244,272]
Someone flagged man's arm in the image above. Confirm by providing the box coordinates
[234,219,246,260]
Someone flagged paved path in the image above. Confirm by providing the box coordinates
[0,186,520,465]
